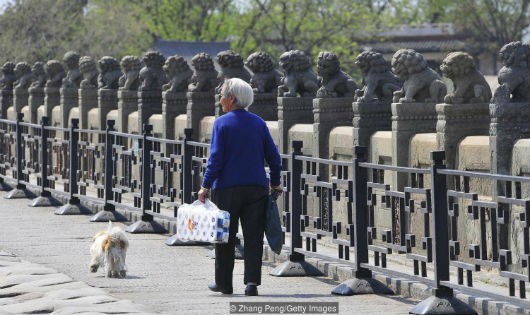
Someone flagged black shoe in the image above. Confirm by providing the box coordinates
[244,284,258,296]
[208,283,233,294]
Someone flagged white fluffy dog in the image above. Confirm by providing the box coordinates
[89,221,129,278]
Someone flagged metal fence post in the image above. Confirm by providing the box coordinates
[29,116,60,206]
[15,113,23,189]
[289,140,304,260]
[410,151,476,314]
[182,128,193,204]
[40,116,49,195]
[90,120,125,222]
[270,140,322,276]
[126,124,166,233]
[56,119,89,214]
[141,124,153,219]
[332,146,392,295]
[5,112,35,199]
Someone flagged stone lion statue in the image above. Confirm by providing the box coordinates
[316,51,357,98]
[492,41,530,103]
[440,51,492,104]
[78,56,99,89]
[118,56,142,91]
[30,62,46,89]
[354,50,402,102]
[391,49,446,103]
[188,52,218,92]
[215,50,251,93]
[62,51,81,89]
[44,60,66,88]
[277,50,319,97]
[245,51,282,93]
[162,55,193,93]
[139,51,167,91]
[0,62,16,90]
[98,56,123,89]
[14,62,33,90]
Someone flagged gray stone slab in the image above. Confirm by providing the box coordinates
[51,300,159,314]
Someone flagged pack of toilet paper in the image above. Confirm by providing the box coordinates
[176,199,230,243]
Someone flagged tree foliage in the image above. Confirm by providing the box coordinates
[397,0,530,70]
[0,0,86,62]
[0,0,528,75]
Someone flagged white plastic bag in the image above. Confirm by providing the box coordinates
[176,199,230,243]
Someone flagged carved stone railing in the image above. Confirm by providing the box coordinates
[490,101,530,178]
[138,90,162,132]
[186,91,215,141]
[313,97,354,179]
[0,89,13,118]
[43,87,60,124]
[436,102,490,169]
[392,102,438,189]
[60,88,78,129]
[78,88,98,130]
[248,92,278,121]
[278,97,314,154]
[98,89,118,131]
[162,91,187,141]
[13,87,29,115]
[117,90,138,133]
[352,100,392,148]
[28,87,44,124]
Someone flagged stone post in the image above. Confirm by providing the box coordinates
[248,93,278,121]
[213,94,222,117]
[162,91,187,141]
[138,90,162,132]
[13,88,29,116]
[278,97,314,154]
[489,101,530,257]
[186,91,215,141]
[490,101,530,177]
[313,97,354,180]
[43,87,60,125]
[0,89,13,118]
[117,90,139,133]
[98,89,118,131]
[60,88,78,128]
[391,102,438,189]
[436,102,490,169]
[28,87,44,124]
[352,100,392,148]
[78,88,98,129]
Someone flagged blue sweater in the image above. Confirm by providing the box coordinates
[202,109,282,190]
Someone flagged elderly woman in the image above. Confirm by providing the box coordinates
[198,78,282,296]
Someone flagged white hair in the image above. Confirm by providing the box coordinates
[221,78,254,108]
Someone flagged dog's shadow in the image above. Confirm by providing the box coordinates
[94,275,144,280]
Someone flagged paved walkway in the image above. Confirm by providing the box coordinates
[0,194,417,314]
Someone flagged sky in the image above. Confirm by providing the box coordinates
[0,0,10,13]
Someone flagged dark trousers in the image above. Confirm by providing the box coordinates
[211,185,268,288]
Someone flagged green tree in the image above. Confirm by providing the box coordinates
[400,0,530,71]
[0,0,86,63]
[76,0,152,59]
[128,0,238,42]
[232,0,389,76]
[0,0,151,64]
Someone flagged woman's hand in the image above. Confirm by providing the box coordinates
[198,187,210,203]
[271,184,282,197]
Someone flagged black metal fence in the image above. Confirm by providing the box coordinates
[0,115,529,314]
